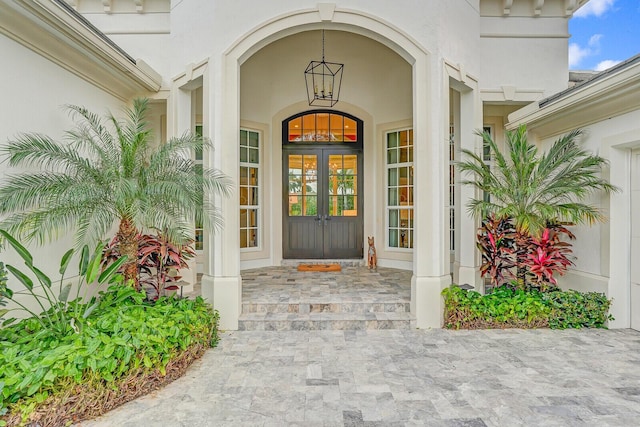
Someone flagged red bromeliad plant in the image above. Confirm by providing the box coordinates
[476,215,516,288]
[477,216,575,291]
[523,224,575,290]
[102,233,195,301]
[138,234,196,301]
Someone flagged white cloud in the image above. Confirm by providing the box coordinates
[569,43,591,68]
[588,34,602,47]
[574,0,616,18]
[568,34,603,68]
[595,59,622,71]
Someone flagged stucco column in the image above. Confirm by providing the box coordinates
[168,84,195,292]
[456,86,483,291]
[607,145,632,328]
[200,57,242,331]
[411,57,451,329]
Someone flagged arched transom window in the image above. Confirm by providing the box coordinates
[284,111,362,146]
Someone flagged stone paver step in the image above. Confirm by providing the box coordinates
[242,301,410,314]
[237,311,416,331]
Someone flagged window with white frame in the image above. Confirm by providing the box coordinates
[194,125,204,252]
[386,129,414,249]
[482,125,494,204]
[449,123,456,253]
[239,129,260,249]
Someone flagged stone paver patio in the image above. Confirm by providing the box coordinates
[80,328,640,426]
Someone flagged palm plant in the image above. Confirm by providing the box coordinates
[0,98,231,288]
[459,124,616,237]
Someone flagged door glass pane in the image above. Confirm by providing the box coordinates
[288,154,317,216]
[328,154,357,216]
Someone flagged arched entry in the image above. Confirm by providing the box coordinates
[282,110,364,258]
[203,4,450,331]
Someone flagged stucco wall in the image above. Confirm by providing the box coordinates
[0,34,142,315]
[538,110,640,295]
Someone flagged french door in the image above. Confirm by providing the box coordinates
[283,148,363,258]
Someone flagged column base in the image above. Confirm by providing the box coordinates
[411,274,452,329]
[457,266,482,293]
[201,274,242,331]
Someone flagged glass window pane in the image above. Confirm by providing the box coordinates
[240,209,247,227]
[387,149,398,164]
[248,131,259,147]
[316,113,329,141]
[289,195,301,216]
[304,196,317,216]
[400,130,409,147]
[302,114,315,140]
[249,187,258,206]
[195,229,203,251]
[240,130,247,147]
[249,229,257,247]
[388,168,398,186]
[387,132,398,148]
[249,167,258,186]
[240,187,248,205]
[400,147,409,163]
[388,188,398,206]
[389,229,398,248]
[330,114,343,141]
[289,118,302,141]
[389,209,399,227]
[344,117,357,141]
[240,229,247,248]
[249,148,259,164]
[249,209,257,227]
[240,147,248,163]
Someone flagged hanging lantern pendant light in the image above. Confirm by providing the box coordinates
[305,30,344,107]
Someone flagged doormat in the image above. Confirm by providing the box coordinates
[297,263,341,272]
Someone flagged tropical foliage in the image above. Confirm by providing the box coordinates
[442,285,612,330]
[102,233,196,301]
[0,289,218,427]
[476,217,575,290]
[459,124,616,237]
[0,229,128,338]
[0,98,231,287]
[460,125,616,289]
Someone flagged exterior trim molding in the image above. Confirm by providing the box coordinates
[0,0,162,101]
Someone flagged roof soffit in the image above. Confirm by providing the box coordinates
[506,62,640,137]
[0,0,161,101]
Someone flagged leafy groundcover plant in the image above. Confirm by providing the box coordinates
[442,285,612,330]
[0,288,219,427]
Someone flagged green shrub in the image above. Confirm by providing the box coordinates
[442,285,612,330]
[0,288,218,426]
[543,290,612,328]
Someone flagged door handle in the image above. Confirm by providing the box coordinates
[315,215,323,226]
[324,215,331,221]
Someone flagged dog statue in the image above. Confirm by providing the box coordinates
[367,236,377,270]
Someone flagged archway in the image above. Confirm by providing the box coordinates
[203,5,448,331]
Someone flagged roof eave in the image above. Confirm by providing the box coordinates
[0,0,162,100]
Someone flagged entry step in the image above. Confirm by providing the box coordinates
[280,259,365,267]
[238,311,415,331]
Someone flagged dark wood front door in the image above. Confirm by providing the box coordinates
[283,148,363,258]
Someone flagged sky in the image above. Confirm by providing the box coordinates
[568,0,640,71]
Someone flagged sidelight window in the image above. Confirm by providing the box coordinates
[240,129,260,249]
[386,129,414,250]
